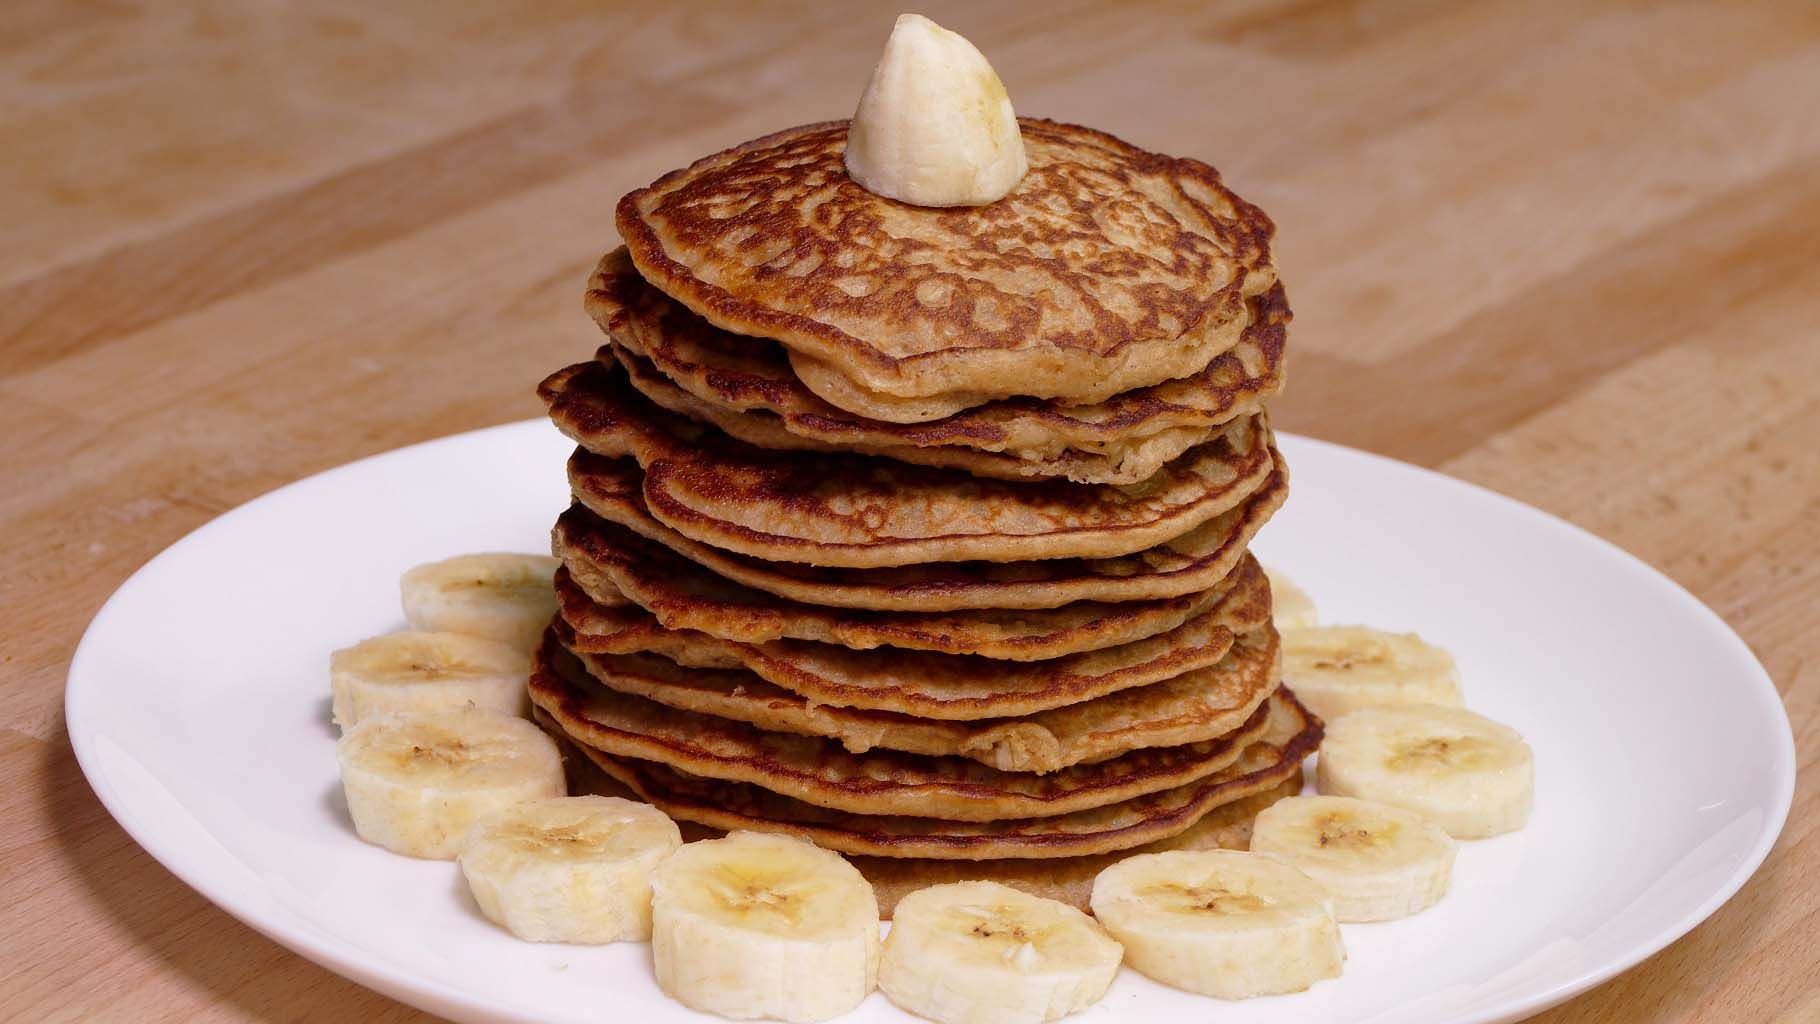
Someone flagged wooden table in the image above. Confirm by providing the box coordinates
[3,2,1814,1020]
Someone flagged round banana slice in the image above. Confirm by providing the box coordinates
[335,708,564,859]
[1281,626,1461,722]
[650,830,880,1023]
[329,630,529,729]
[459,795,682,943]
[880,881,1121,1024]
[1089,849,1342,999]
[1249,795,1456,922]
[1316,705,1533,838]
[1263,566,1317,631]
[400,553,561,652]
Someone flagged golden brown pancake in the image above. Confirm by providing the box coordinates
[616,119,1277,416]
[589,248,1290,484]
[554,557,1269,720]
[561,625,1279,773]
[552,509,1230,660]
[542,360,1276,568]
[548,719,1301,916]
[563,448,1287,612]
[549,687,1319,860]
[532,632,1272,822]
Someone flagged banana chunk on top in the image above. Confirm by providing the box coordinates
[1250,794,1456,922]
[1317,704,1533,839]
[401,552,561,653]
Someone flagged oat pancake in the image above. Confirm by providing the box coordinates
[547,687,1319,860]
[561,625,1279,773]
[616,119,1276,415]
[532,634,1272,821]
[591,249,1289,483]
[555,557,1270,720]
[552,509,1229,660]
[854,777,1301,916]
[565,448,1287,611]
[542,361,1275,567]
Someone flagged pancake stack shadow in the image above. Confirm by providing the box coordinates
[531,119,1318,914]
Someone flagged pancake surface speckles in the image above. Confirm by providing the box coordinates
[542,360,1276,568]
[616,119,1277,414]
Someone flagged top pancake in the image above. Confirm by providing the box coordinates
[616,119,1277,412]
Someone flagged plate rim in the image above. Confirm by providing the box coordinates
[64,420,1797,1024]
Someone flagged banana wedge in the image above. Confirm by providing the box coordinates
[1281,626,1462,722]
[459,795,682,943]
[1090,850,1343,999]
[879,881,1121,1024]
[335,707,564,859]
[329,630,529,729]
[650,831,880,1022]
[400,553,560,652]
[1316,705,1533,838]
[844,14,1027,207]
[1249,795,1456,922]
[1263,566,1318,630]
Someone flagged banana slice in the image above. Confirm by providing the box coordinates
[1090,850,1343,999]
[329,630,529,729]
[459,795,682,943]
[1264,566,1317,630]
[1316,705,1533,838]
[400,553,560,652]
[650,830,880,1022]
[845,14,1027,207]
[1281,626,1462,722]
[1249,795,1456,922]
[879,881,1121,1024]
[335,708,564,859]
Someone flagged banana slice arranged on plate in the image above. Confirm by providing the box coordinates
[1249,795,1456,922]
[1317,704,1534,838]
[459,795,682,944]
[329,630,529,728]
[400,552,561,652]
[1090,849,1343,999]
[1263,566,1318,631]
[650,830,880,1023]
[880,881,1121,1024]
[1281,626,1462,722]
[335,707,564,859]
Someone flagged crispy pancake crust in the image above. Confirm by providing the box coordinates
[564,450,1287,611]
[532,632,1272,822]
[543,687,1320,860]
[616,119,1276,411]
[561,625,1280,773]
[554,556,1269,720]
[542,360,1276,568]
[552,510,1227,660]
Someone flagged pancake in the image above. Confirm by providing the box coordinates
[542,360,1276,568]
[553,687,1320,860]
[532,633,1273,822]
[552,508,1230,660]
[591,247,1288,482]
[555,556,1270,720]
[562,625,1280,773]
[616,119,1277,416]
[548,721,1301,917]
[611,341,1204,485]
[565,449,1287,612]
[854,777,1302,917]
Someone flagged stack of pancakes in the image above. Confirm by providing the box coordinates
[531,120,1315,913]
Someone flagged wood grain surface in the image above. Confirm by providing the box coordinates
[3,1,1815,1020]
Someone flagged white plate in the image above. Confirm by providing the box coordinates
[66,422,1794,1024]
